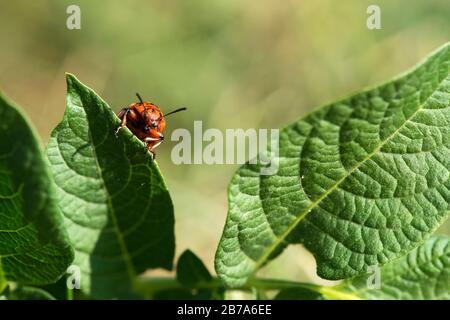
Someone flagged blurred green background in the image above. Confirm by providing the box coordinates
[0,0,449,285]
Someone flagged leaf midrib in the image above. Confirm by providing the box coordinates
[250,72,449,276]
[76,97,137,284]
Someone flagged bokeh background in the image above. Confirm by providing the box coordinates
[0,0,449,285]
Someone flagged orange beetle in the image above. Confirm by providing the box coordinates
[116,93,186,158]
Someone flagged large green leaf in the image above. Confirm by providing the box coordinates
[0,93,73,287]
[46,74,175,299]
[216,43,450,287]
[326,235,450,300]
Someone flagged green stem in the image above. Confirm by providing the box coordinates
[135,276,354,299]
[317,286,360,300]
[67,287,74,300]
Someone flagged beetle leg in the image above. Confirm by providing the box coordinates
[143,142,156,161]
[149,139,164,150]
[144,137,160,144]
[150,140,164,161]
[144,137,164,161]
[115,108,130,136]
[143,137,159,158]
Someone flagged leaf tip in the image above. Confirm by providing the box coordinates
[65,72,79,87]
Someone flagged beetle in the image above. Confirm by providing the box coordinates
[116,93,186,159]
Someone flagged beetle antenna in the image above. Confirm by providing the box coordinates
[163,107,187,118]
[136,93,144,104]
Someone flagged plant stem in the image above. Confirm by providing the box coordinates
[135,276,346,298]
[67,287,74,300]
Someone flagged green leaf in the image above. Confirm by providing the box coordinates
[216,43,450,287]
[5,286,56,300]
[326,235,450,300]
[46,74,175,299]
[0,93,73,286]
[177,250,213,288]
